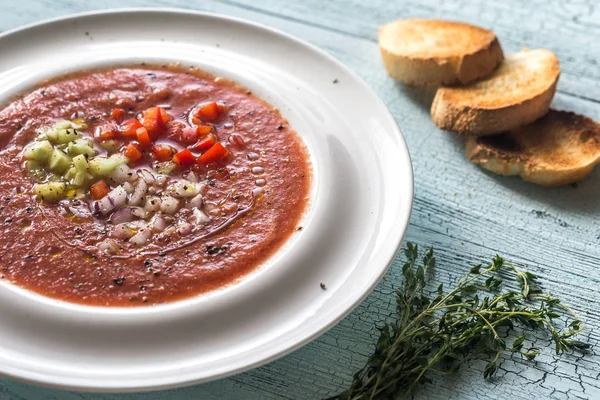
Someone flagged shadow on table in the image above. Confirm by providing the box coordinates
[393,81,437,113]
[480,166,600,214]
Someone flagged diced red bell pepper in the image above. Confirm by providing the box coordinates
[136,127,153,149]
[142,107,169,138]
[111,108,125,124]
[96,123,119,140]
[198,142,229,165]
[194,102,224,122]
[172,148,197,167]
[196,123,212,136]
[123,142,143,163]
[120,119,143,139]
[90,180,111,200]
[153,144,176,162]
[189,134,216,153]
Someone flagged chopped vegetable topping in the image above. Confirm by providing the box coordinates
[190,134,216,153]
[142,107,169,138]
[123,142,143,163]
[111,108,125,124]
[153,144,176,162]
[173,148,196,167]
[120,119,143,139]
[90,180,110,200]
[199,142,229,165]
[194,102,224,122]
[136,127,152,149]
[196,123,212,136]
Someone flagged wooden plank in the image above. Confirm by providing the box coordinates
[1,1,600,399]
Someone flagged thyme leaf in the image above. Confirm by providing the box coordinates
[331,243,589,400]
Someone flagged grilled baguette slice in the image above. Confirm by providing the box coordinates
[431,49,560,136]
[465,110,600,186]
[378,19,503,85]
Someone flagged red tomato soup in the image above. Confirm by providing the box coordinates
[0,66,311,306]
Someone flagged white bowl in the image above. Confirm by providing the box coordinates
[0,8,413,392]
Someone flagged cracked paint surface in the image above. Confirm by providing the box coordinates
[1,0,600,399]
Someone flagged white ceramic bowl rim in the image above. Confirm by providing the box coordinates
[0,8,414,392]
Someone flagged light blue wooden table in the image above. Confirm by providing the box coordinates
[2,1,600,399]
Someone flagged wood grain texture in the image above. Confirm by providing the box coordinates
[1,0,600,399]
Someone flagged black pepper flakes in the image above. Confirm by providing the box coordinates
[113,276,125,286]
[333,79,339,84]
[277,125,284,130]
[320,282,327,290]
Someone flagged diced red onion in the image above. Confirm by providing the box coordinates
[128,179,148,206]
[112,224,135,239]
[94,185,127,215]
[131,207,146,219]
[144,196,161,213]
[149,214,168,232]
[130,228,152,246]
[188,193,203,208]
[177,222,193,236]
[170,180,200,198]
[98,238,120,254]
[68,206,91,218]
[109,164,135,185]
[110,207,137,224]
[160,195,180,214]
[155,174,169,187]
[138,169,156,185]
[182,171,198,183]
[121,181,134,194]
[192,208,210,225]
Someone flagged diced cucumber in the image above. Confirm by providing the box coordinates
[88,154,128,177]
[64,166,77,181]
[34,182,66,203]
[67,138,96,157]
[72,171,94,187]
[98,139,120,153]
[23,140,53,162]
[55,128,80,144]
[155,161,177,175]
[46,120,81,144]
[48,148,72,174]
[72,154,89,172]
[25,160,47,182]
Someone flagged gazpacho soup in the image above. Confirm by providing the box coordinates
[0,65,311,306]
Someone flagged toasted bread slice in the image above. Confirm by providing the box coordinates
[378,19,503,85]
[431,49,560,136]
[465,110,600,186]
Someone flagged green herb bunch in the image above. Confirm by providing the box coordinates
[333,243,589,400]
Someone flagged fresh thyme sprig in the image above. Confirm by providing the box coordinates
[332,243,589,400]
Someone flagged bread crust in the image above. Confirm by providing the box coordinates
[431,49,560,136]
[465,110,600,186]
[378,19,504,85]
